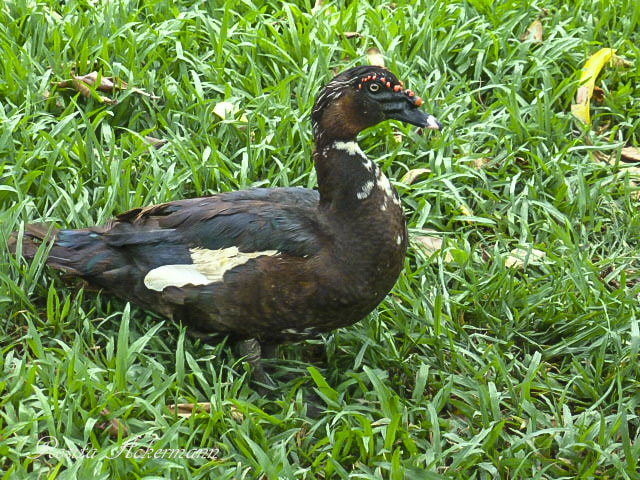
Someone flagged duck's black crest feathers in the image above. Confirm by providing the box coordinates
[312,66,401,125]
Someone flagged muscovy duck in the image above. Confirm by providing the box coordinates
[10,65,441,378]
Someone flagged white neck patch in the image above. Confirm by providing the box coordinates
[332,140,400,206]
[333,140,366,158]
[144,247,278,292]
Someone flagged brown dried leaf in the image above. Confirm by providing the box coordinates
[168,402,245,422]
[70,78,91,97]
[296,424,309,447]
[96,408,128,438]
[413,231,453,262]
[130,87,160,99]
[401,168,431,185]
[54,71,158,103]
[144,136,168,149]
[583,136,640,166]
[76,71,127,92]
[311,0,323,14]
[343,32,362,39]
[229,405,244,422]
[610,54,633,69]
[591,86,605,104]
[54,75,117,104]
[169,402,212,418]
[80,72,159,98]
[469,157,491,169]
[621,146,640,163]
[414,234,443,255]
[505,247,546,269]
[367,47,385,67]
[521,20,543,43]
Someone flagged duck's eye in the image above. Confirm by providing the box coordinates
[368,83,381,93]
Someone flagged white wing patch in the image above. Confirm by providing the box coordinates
[143,265,211,291]
[144,247,278,292]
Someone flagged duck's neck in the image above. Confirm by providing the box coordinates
[313,137,403,215]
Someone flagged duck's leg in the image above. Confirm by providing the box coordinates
[235,338,276,389]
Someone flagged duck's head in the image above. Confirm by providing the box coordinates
[311,65,441,143]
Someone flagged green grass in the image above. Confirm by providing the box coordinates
[2,0,640,478]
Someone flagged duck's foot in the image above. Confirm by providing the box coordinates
[235,338,277,391]
[235,339,331,419]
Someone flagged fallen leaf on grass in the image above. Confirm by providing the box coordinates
[459,203,473,217]
[591,85,605,104]
[464,157,492,169]
[571,48,616,125]
[213,101,248,122]
[144,136,168,149]
[401,168,431,185]
[582,136,640,166]
[169,402,245,421]
[367,47,385,67]
[413,231,454,262]
[521,19,543,43]
[96,408,128,438]
[505,247,546,269]
[311,0,323,14]
[77,71,125,93]
[610,55,633,69]
[169,402,211,418]
[55,76,117,104]
[572,49,637,175]
[53,71,159,104]
[296,424,309,447]
[621,146,640,163]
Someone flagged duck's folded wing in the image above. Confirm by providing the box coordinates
[95,187,323,259]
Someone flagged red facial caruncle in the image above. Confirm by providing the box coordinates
[357,73,424,107]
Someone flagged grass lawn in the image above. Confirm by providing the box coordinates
[2,0,640,478]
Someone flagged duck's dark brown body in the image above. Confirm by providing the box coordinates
[11,65,440,348]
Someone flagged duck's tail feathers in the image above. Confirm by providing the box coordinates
[9,223,103,276]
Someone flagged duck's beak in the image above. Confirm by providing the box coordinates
[386,104,442,130]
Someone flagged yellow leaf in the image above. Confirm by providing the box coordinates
[459,203,473,217]
[571,48,616,125]
[367,47,385,67]
[213,101,248,122]
[401,168,431,185]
